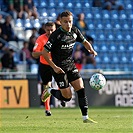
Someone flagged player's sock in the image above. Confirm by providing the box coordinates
[44,96,51,111]
[76,88,88,117]
[50,89,71,101]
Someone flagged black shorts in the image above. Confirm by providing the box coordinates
[39,63,53,85]
[52,66,81,89]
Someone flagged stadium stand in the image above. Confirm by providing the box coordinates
[0,0,132,78]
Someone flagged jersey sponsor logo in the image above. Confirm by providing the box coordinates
[46,41,52,50]
[59,81,65,87]
[72,69,78,73]
[33,43,38,50]
[73,33,77,39]
[61,43,75,49]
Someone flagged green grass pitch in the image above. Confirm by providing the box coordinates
[0,107,133,133]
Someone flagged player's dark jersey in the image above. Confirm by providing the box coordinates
[44,26,86,71]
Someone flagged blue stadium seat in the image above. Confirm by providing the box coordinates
[85,12,93,19]
[102,10,110,19]
[39,8,48,18]
[112,55,119,64]
[127,44,133,52]
[39,0,47,8]
[110,10,119,19]
[109,44,117,52]
[119,10,127,19]
[102,19,112,29]
[48,0,56,8]
[115,32,123,41]
[103,55,110,63]
[33,19,41,29]
[118,44,126,52]
[100,44,108,52]
[33,0,40,7]
[24,19,32,29]
[15,19,24,28]
[106,31,114,41]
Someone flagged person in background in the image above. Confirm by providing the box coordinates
[42,10,98,123]
[7,0,25,19]
[32,22,65,116]
[1,15,19,42]
[103,0,124,10]
[38,23,46,35]
[23,0,38,19]
[55,13,61,29]
[74,13,94,44]
[73,44,85,71]
[20,41,36,70]
[1,48,17,72]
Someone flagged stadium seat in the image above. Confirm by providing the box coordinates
[112,55,119,63]
[127,44,133,52]
[102,10,110,19]
[39,8,48,18]
[110,10,118,19]
[24,19,32,29]
[48,0,55,8]
[15,19,24,28]
[109,44,117,52]
[118,44,126,52]
[33,19,41,29]
[34,0,39,7]
[39,0,47,8]
[100,44,108,52]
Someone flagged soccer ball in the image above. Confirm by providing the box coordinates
[89,73,106,90]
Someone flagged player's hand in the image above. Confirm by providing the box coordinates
[53,66,65,74]
[89,50,97,57]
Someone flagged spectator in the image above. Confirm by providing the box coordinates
[1,48,17,71]
[28,28,38,53]
[30,27,39,39]
[7,0,25,19]
[92,0,102,7]
[20,41,36,70]
[55,14,61,29]
[23,0,38,19]
[1,15,19,42]
[75,13,88,36]
[0,27,8,52]
[38,23,46,35]
[74,13,94,43]
[103,0,124,10]
[81,35,96,68]
[73,44,85,71]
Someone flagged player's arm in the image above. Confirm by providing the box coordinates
[42,48,65,74]
[32,51,42,59]
[82,40,97,57]
[32,40,42,59]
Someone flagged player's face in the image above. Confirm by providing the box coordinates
[60,16,73,32]
[45,25,56,37]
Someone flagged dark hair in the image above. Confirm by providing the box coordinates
[45,22,55,27]
[60,10,73,18]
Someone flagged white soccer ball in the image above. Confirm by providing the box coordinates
[89,73,106,90]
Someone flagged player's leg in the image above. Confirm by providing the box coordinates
[39,64,53,114]
[71,78,97,123]
[44,96,51,116]
[44,73,72,102]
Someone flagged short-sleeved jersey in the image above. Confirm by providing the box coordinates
[33,33,51,65]
[44,26,85,71]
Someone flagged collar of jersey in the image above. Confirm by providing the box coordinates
[60,27,70,33]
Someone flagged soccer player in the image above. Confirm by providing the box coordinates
[32,22,65,116]
[42,11,98,123]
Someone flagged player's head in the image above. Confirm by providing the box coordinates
[60,10,73,32]
[45,22,56,37]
